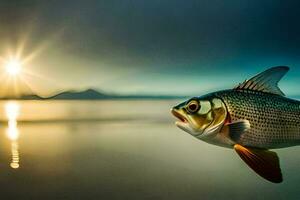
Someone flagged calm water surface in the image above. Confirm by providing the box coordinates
[0,100,299,200]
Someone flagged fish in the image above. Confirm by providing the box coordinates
[171,66,300,183]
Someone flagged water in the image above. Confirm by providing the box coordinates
[0,100,299,199]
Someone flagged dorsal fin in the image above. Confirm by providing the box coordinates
[234,66,289,96]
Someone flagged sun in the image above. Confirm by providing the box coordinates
[5,58,22,76]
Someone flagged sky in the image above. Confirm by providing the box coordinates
[0,0,299,97]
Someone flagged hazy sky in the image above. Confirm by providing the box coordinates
[0,0,299,96]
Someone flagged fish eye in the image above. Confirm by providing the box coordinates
[186,100,200,114]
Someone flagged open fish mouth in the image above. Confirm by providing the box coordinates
[171,109,187,123]
[171,108,195,135]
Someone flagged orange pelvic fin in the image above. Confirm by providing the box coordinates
[234,144,282,183]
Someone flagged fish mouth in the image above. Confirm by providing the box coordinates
[171,108,195,135]
[171,109,187,123]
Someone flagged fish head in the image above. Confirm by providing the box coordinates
[171,96,227,138]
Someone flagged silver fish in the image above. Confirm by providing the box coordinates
[171,66,299,183]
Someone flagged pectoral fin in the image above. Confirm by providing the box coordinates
[234,144,282,183]
[226,120,250,142]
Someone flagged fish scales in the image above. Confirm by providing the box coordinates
[171,67,297,182]
[215,89,300,148]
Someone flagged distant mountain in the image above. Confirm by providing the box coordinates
[45,89,108,100]
[2,89,186,100]
[10,90,300,100]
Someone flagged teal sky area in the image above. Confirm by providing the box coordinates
[0,1,299,97]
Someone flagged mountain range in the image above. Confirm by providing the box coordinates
[1,89,186,100]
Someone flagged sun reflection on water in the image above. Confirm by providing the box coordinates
[5,102,20,169]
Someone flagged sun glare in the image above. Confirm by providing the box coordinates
[5,58,22,76]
